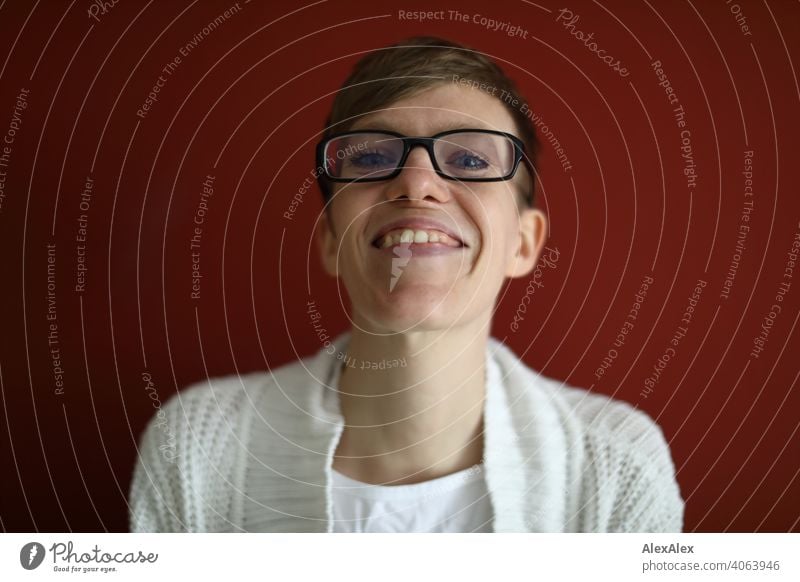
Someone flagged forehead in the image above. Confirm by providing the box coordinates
[348,83,517,136]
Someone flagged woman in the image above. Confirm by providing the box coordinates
[129,36,684,532]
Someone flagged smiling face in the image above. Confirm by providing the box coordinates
[317,83,548,334]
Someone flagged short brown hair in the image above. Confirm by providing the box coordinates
[317,36,539,207]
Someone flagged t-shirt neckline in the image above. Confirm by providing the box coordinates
[331,462,485,501]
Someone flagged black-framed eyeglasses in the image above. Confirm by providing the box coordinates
[316,129,532,183]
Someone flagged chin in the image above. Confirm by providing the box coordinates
[355,284,461,333]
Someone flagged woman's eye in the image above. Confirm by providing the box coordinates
[350,152,395,168]
[450,153,489,170]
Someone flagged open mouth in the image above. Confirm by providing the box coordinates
[372,228,465,249]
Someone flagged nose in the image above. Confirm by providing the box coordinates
[384,145,452,204]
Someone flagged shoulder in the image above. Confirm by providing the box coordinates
[489,340,683,531]
[160,371,266,429]
[506,356,672,463]
[542,378,684,532]
[491,340,669,458]
[148,371,270,458]
[555,381,670,459]
[129,371,271,532]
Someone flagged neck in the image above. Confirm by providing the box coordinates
[333,323,489,485]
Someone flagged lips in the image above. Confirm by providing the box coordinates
[371,218,467,249]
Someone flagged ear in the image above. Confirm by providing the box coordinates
[506,207,548,278]
[316,209,339,277]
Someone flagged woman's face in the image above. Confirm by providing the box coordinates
[317,83,547,334]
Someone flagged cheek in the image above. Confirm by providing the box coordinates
[329,198,366,240]
[472,197,516,252]
[327,203,373,279]
[330,185,382,225]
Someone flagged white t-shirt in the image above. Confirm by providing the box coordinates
[331,462,494,533]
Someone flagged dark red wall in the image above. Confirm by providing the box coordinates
[0,0,797,532]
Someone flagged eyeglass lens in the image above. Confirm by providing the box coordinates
[324,132,516,180]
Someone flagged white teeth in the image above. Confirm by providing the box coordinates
[376,228,460,248]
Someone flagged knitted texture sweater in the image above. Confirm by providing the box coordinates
[129,332,684,532]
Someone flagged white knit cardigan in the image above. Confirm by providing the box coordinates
[129,332,684,532]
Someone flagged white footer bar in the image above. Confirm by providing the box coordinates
[2,533,797,581]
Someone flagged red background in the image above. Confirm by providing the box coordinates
[0,0,798,532]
